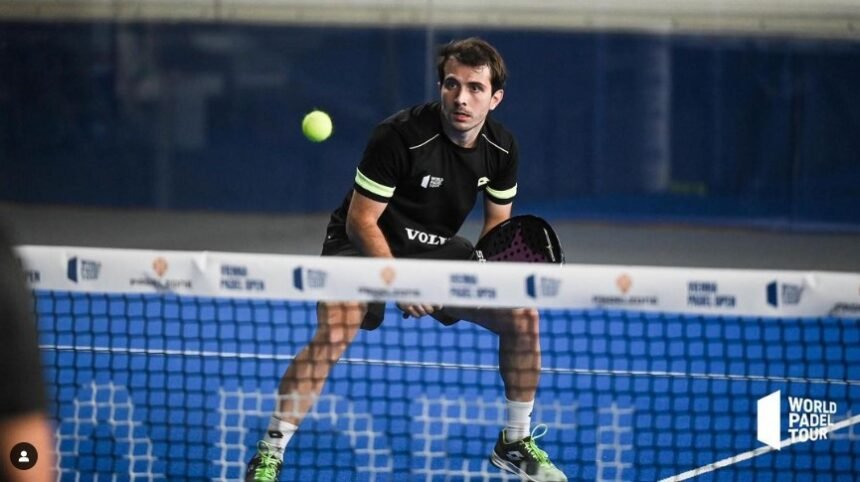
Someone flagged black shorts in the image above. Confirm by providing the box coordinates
[320,233,475,330]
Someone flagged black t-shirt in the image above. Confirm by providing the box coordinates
[0,224,46,420]
[326,102,519,257]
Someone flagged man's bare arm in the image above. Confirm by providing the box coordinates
[345,190,393,258]
[481,197,512,239]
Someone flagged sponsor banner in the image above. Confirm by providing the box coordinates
[13,245,860,317]
[15,247,204,296]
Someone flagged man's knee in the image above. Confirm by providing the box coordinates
[509,308,540,337]
[480,307,539,337]
[315,301,366,344]
[318,300,367,318]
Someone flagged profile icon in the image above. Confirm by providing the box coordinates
[9,442,37,470]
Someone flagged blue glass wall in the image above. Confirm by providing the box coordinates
[2,23,858,228]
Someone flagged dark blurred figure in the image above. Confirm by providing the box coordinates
[0,223,55,481]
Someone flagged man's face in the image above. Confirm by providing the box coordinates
[439,57,504,141]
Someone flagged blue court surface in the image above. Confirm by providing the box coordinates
[38,292,860,481]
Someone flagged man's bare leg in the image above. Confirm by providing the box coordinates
[245,301,365,482]
[275,301,366,424]
[443,307,567,481]
[444,307,541,402]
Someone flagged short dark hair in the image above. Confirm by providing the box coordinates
[436,37,507,93]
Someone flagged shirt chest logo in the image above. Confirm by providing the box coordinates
[405,228,448,246]
[421,174,444,189]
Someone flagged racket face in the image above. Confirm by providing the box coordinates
[475,215,564,264]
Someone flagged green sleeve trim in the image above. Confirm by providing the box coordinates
[355,169,395,198]
[486,184,517,200]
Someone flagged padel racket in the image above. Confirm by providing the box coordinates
[426,215,564,325]
[473,215,564,265]
[374,216,564,328]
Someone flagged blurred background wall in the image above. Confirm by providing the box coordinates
[1,0,858,229]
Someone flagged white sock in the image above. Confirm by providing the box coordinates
[504,398,534,442]
[263,415,298,456]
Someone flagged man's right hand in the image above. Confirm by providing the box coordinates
[396,302,442,318]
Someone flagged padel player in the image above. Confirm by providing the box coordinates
[246,38,567,482]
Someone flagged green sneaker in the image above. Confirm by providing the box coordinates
[490,424,568,482]
[245,441,283,482]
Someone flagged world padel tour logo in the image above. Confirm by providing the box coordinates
[526,274,560,299]
[293,267,327,291]
[766,281,804,308]
[757,390,837,449]
[67,257,101,283]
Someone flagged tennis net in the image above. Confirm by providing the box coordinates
[18,245,860,481]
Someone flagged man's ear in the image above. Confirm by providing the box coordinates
[489,89,504,111]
